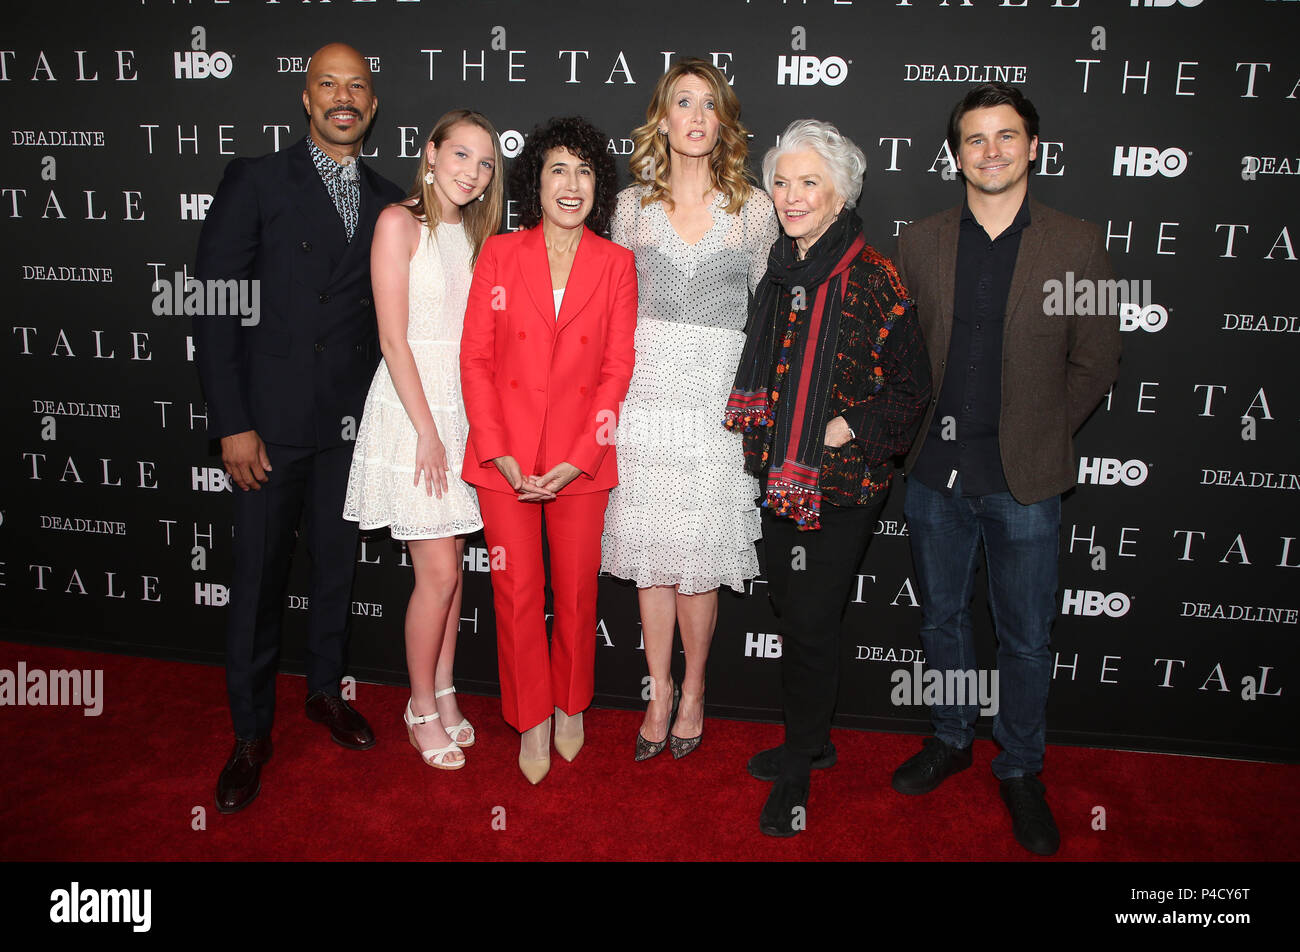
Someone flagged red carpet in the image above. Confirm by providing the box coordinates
[1,641,1294,861]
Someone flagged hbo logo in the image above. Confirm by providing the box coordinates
[1078,457,1149,486]
[744,631,783,658]
[174,50,233,79]
[1062,589,1131,618]
[1113,146,1187,178]
[194,582,230,607]
[1119,302,1168,332]
[191,466,233,492]
[776,55,848,87]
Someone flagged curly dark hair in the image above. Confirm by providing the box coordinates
[510,116,617,236]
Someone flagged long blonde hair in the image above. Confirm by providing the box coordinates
[403,109,504,264]
[627,58,754,214]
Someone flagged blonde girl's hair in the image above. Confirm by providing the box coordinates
[403,108,504,264]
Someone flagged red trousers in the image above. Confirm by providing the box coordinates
[476,487,609,732]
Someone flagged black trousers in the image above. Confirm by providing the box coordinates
[225,441,359,738]
[762,491,888,778]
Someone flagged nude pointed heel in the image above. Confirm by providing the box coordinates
[519,717,551,784]
[554,707,584,762]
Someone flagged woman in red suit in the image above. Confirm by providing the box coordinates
[460,117,637,784]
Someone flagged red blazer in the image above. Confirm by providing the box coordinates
[460,224,638,495]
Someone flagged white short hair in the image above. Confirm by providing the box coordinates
[762,119,867,209]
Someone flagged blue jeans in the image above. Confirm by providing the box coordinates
[903,475,1060,779]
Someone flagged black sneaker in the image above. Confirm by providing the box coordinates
[1000,776,1060,856]
[759,776,810,838]
[890,736,972,795]
[747,742,837,782]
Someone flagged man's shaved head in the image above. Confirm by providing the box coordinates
[305,43,371,90]
[301,43,378,163]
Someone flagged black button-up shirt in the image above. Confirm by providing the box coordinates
[912,194,1031,497]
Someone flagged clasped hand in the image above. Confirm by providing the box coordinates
[492,456,581,502]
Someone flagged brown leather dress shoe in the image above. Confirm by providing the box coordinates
[216,736,272,815]
[305,692,376,750]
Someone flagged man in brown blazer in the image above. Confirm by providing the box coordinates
[892,83,1121,856]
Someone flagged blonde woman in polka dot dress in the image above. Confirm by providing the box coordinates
[602,59,778,761]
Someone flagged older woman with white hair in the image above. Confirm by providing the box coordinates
[725,119,932,837]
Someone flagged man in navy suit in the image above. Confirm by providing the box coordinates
[194,43,404,814]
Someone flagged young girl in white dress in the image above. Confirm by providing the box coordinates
[344,110,504,769]
[602,61,778,760]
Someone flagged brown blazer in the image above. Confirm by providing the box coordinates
[897,196,1121,505]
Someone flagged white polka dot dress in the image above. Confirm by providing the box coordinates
[601,184,779,593]
[343,221,483,540]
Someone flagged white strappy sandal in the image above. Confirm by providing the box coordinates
[435,686,475,748]
[404,699,465,770]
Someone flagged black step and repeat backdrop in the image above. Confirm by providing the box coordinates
[4,0,1296,762]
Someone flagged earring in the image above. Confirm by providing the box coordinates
[658,126,667,135]
[424,166,435,185]
[477,193,485,202]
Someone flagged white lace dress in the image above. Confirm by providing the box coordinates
[343,221,482,540]
[601,185,779,593]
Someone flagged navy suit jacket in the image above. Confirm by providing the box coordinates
[194,137,404,448]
